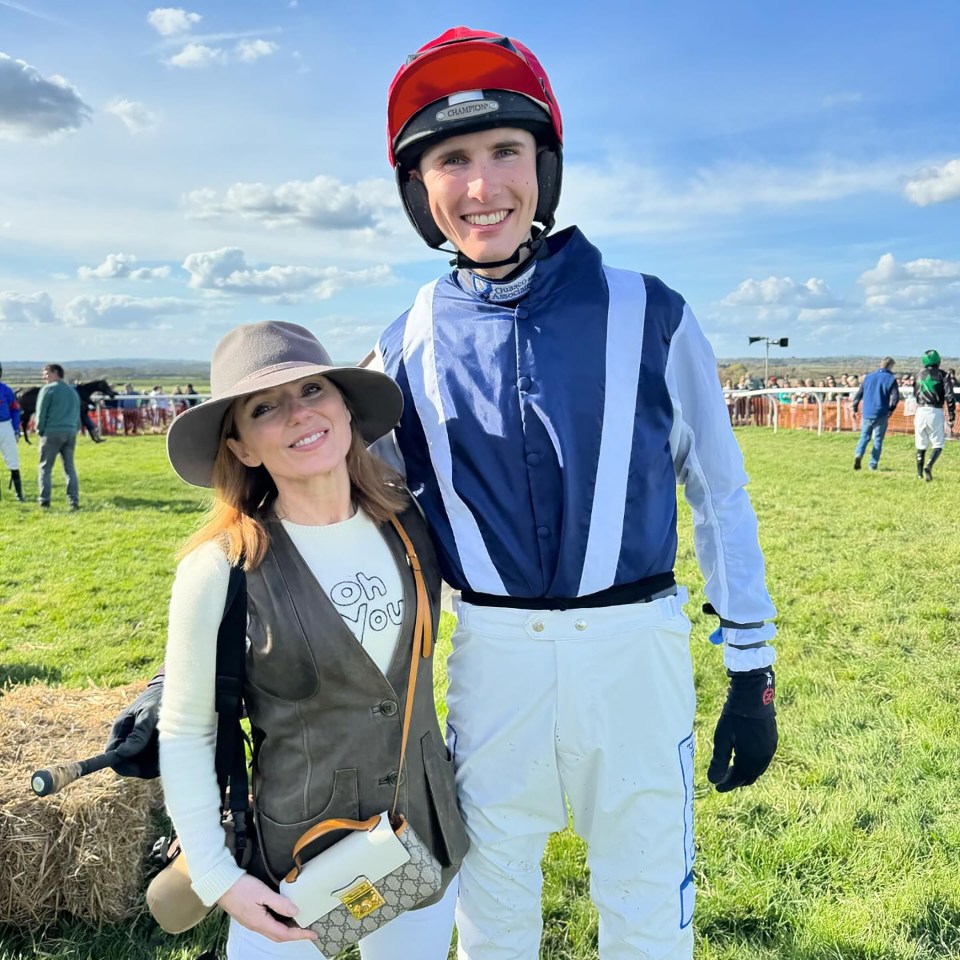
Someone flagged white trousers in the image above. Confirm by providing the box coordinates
[914,406,945,449]
[447,592,697,960]
[0,419,19,470]
[225,876,457,960]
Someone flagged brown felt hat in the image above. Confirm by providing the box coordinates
[166,321,402,488]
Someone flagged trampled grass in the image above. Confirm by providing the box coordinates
[2,429,960,959]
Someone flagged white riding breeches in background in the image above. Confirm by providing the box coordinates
[914,406,945,449]
[225,875,457,960]
[447,590,697,960]
[0,419,19,470]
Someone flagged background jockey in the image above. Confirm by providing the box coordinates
[0,362,25,502]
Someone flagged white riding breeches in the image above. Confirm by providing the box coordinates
[914,406,945,450]
[0,419,19,470]
[447,591,697,960]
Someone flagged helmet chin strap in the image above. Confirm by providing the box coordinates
[447,223,550,272]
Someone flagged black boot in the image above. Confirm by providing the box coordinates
[916,449,926,479]
[10,470,24,502]
[925,447,941,481]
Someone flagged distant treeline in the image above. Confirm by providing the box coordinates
[4,354,955,393]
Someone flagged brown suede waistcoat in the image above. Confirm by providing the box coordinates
[243,504,468,902]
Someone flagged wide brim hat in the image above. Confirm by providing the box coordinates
[166,321,402,488]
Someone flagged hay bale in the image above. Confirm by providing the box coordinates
[0,683,162,927]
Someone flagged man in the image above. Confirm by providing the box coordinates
[913,349,955,481]
[0,362,25,501]
[371,28,778,960]
[119,383,141,435]
[36,363,80,509]
[851,357,900,471]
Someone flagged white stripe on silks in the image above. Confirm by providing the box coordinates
[403,281,507,594]
[577,267,646,596]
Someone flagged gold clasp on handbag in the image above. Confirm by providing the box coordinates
[338,878,385,920]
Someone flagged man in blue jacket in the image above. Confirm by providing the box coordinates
[851,357,900,471]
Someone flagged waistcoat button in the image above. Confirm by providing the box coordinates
[518,376,531,391]
[575,619,587,631]
[532,620,545,632]
[380,699,398,717]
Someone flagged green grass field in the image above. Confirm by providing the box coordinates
[2,429,960,960]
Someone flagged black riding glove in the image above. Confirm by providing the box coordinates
[708,667,777,793]
[104,670,165,778]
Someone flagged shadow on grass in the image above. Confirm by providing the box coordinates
[0,910,227,960]
[99,496,202,515]
[0,665,62,691]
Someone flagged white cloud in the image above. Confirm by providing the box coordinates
[903,159,960,207]
[168,43,226,69]
[183,175,399,230]
[147,7,201,36]
[822,92,862,109]
[0,53,92,141]
[78,253,171,281]
[0,290,56,324]
[181,247,395,298]
[559,159,905,238]
[858,253,960,311]
[104,98,158,134]
[63,294,200,328]
[235,39,278,63]
[722,276,841,309]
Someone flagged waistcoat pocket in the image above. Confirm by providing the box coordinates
[255,767,360,884]
[420,730,470,867]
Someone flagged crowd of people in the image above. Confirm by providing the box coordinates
[725,365,958,427]
[103,383,201,436]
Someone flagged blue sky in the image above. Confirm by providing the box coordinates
[1,0,958,363]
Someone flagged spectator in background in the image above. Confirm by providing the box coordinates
[184,383,199,408]
[172,386,187,417]
[120,383,141,435]
[36,363,80,509]
[851,357,900,471]
[149,385,171,430]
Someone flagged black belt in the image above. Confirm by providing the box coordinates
[461,571,676,612]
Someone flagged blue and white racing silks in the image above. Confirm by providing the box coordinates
[373,227,776,647]
[0,382,21,435]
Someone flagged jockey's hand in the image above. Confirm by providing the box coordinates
[104,671,165,778]
[708,668,777,793]
[217,874,318,943]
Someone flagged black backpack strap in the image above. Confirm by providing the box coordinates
[213,562,249,865]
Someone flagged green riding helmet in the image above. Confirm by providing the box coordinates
[922,349,941,367]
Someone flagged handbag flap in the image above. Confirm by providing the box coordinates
[279,812,410,926]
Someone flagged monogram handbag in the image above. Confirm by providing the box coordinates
[277,516,442,955]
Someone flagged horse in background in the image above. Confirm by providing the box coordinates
[16,379,117,444]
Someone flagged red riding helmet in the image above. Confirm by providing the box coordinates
[387,27,564,250]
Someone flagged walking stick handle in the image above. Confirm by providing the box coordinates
[31,750,122,797]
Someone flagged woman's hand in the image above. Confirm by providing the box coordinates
[217,874,318,943]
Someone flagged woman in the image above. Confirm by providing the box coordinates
[159,321,467,960]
